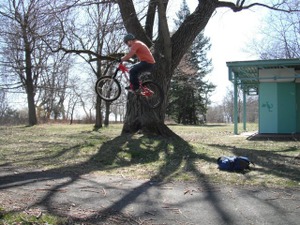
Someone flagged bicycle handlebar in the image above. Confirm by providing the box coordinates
[89,57,135,64]
[89,56,118,62]
[89,53,127,63]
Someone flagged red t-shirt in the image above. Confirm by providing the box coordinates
[124,40,155,64]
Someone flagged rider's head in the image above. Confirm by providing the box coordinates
[123,33,136,46]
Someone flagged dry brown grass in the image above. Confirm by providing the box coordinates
[0,123,299,188]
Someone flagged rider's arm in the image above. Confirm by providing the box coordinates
[121,45,137,62]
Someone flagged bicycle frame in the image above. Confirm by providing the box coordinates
[113,62,154,97]
[112,63,130,87]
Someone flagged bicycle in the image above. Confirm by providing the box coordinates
[95,60,164,109]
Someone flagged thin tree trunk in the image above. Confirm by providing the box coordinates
[94,96,103,130]
[104,101,110,127]
[25,46,37,126]
[26,83,37,126]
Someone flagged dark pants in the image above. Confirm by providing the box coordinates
[130,61,155,90]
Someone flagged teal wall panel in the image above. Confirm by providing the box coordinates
[259,83,278,133]
[296,83,300,132]
[277,83,296,133]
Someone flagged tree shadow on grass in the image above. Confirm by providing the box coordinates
[77,134,233,223]
[1,131,292,224]
[208,143,300,184]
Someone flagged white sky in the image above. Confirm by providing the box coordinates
[168,0,268,105]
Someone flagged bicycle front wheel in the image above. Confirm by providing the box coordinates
[140,81,164,109]
[95,76,121,101]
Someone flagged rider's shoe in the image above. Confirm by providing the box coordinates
[125,86,130,90]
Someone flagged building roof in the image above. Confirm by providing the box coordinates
[226,58,300,95]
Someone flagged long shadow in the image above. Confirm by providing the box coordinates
[209,143,300,183]
[168,124,227,128]
[247,133,300,142]
[67,134,232,224]
[2,130,297,224]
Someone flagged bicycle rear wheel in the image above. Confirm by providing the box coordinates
[95,76,121,101]
[140,81,164,109]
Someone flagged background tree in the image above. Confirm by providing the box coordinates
[246,96,258,123]
[49,2,124,129]
[0,89,10,123]
[222,88,241,123]
[0,0,71,125]
[167,0,215,125]
[206,89,258,124]
[35,52,73,121]
[0,88,25,125]
[206,105,226,123]
[249,0,300,59]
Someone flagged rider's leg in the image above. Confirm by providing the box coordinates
[129,61,154,91]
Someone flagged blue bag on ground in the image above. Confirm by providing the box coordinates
[217,156,254,171]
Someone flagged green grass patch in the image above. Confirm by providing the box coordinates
[0,207,67,225]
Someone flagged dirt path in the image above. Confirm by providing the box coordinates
[1,166,300,224]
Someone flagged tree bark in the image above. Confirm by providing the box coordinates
[121,94,175,137]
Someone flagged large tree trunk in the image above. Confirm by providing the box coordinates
[121,94,175,136]
[118,0,218,137]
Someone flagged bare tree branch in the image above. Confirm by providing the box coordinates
[145,0,156,39]
[217,0,300,13]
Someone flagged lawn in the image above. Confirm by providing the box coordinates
[0,123,299,188]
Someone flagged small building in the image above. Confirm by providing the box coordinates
[226,58,300,134]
